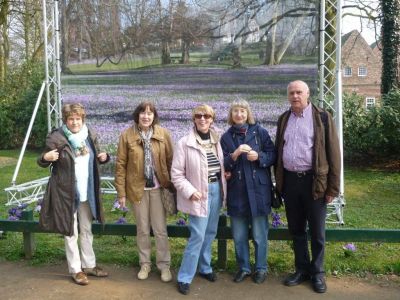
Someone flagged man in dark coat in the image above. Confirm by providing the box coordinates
[275,81,341,293]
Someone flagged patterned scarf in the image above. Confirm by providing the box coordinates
[62,124,89,156]
[138,126,155,188]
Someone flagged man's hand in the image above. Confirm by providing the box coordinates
[325,195,335,204]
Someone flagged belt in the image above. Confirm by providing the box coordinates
[208,176,219,183]
[208,172,220,183]
[284,169,313,178]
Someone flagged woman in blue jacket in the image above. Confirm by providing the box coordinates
[221,99,276,284]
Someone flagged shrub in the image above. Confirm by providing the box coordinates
[0,62,47,149]
[343,92,400,157]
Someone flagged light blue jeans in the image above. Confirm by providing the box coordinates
[177,182,222,284]
[231,215,269,273]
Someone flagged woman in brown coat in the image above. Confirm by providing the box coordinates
[38,103,109,285]
[115,101,174,283]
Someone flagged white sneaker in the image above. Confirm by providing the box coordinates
[137,264,151,280]
[161,268,172,282]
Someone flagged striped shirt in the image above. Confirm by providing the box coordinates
[283,103,314,172]
[206,148,221,177]
[195,132,221,177]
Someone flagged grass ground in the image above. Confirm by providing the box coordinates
[68,51,317,75]
[0,149,399,276]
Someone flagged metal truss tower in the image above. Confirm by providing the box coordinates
[43,0,63,130]
[5,0,345,225]
[319,0,345,224]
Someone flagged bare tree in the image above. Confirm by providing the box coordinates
[0,0,9,83]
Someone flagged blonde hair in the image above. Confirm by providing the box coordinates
[62,103,86,123]
[192,104,216,121]
[227,99,255,125]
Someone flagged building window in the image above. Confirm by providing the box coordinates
[366,97,375,108]
[344,67,352,77]
[358,66,367,77]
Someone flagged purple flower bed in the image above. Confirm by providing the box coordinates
[63,66,317,152]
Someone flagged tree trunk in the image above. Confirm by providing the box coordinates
[267,1,279,65]
[274,11,308,64]
[23,2,30,60]
[181,40,190,64]
[161,42,171,65]
[60,0,69,73]
[0,0,9,83]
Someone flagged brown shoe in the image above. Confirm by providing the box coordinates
[72,272,89,285]
[83,266,108,277]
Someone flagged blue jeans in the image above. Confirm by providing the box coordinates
[177,182,221,284]
[231,215,269,273]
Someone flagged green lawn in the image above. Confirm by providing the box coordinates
[68,51,317,75]
[0,150,399,275]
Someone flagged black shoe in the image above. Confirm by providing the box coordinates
[312,276,327,293]
[252,270,266,284]
[283,272,310,286]
[177,282,190,295]
[199,272,217,282]
[233,270,250,283]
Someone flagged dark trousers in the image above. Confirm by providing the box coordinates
[283,170,327,277]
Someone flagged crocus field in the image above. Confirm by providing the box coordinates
[63,65,317,173]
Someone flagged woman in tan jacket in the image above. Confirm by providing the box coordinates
[115,101,174,282]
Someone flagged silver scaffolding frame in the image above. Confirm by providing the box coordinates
[4,0,345,224]
[319,0,345,224]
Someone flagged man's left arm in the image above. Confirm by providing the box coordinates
[325,112,341,202]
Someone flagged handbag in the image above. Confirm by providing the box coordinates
[160,188,177,216]
[271,183,283,209]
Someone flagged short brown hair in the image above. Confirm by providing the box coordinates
[227,99,255,125]
[62,103,86,123]
[191,104,216,122]
[132,101,160,125]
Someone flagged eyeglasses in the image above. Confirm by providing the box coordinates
[194,114,212,120]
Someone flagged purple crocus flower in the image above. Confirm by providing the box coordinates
[34,204,42,212]
[343,243,356,252]
[176,218,186,226]
[271,212,284,228]
[112,198,121,210]
[116,217,127,224]
[8,215,19,221]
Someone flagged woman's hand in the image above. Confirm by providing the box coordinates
[246,150,259,161]
[231,144,252,161]
[190,191,202,201]
[97,152,107,162]
[224,171,232,180]
[43,149,59,162]
[118,197,126,208]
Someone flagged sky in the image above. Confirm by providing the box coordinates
[341,0,380,45]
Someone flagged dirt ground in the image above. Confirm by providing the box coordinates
[0,260,399,300]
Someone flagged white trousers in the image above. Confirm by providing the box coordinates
[64,202,96,274]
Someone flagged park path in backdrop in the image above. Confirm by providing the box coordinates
[0,260,399,300]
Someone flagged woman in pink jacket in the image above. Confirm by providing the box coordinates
[171,104,227,295]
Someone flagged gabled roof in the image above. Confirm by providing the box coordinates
[341,30,358,45]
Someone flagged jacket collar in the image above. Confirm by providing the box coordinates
[228,123,258,144]
[186,126,219,149]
